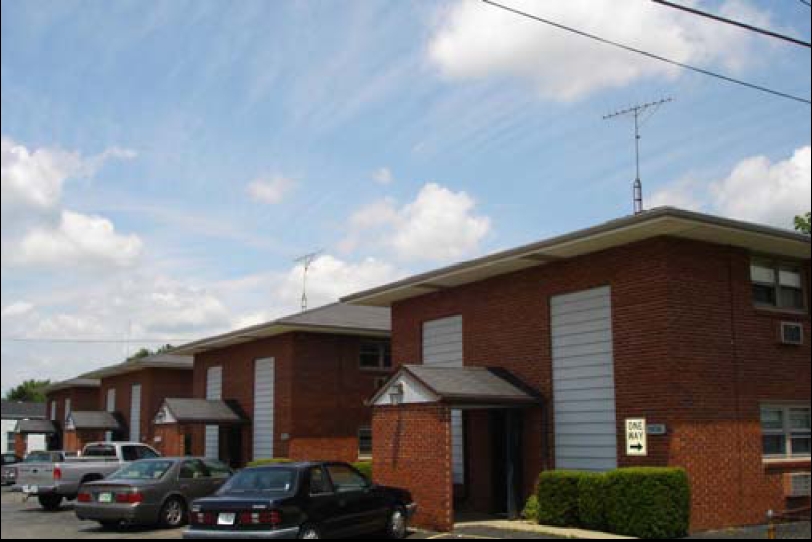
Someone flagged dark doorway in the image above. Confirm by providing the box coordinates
[222,426,243,469]
[490,410,524,519]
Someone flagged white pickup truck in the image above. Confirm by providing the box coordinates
[14,442,160,510]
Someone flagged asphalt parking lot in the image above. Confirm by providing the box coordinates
[1,488,561,539]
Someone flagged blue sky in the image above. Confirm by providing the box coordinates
[2,0,810,392]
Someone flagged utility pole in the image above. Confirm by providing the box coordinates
[294,251,322,312]
[604,98,672,215]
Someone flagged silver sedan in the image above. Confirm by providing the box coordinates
[75,458,233,529]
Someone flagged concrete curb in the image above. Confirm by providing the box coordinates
[455,520,638,539]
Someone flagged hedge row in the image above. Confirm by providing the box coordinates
[528,468,691,539]
[246,459,374,480]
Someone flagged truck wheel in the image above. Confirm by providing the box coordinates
[38,495,64,511]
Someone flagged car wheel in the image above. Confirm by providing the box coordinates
[386,506,408,539]
[160,497,187,528]
[37,495,63,511]
[298,524,322,539]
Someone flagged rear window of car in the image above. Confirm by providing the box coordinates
[24,452,55,463]
[113,460,175,481]
[222,468,297,495]
[83,445,117,458]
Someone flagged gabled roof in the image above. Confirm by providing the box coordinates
[66,411,122,431]
[16,419,58,435]
[1,401,47,421]
[369,365,541,407]
[154,399,247,425]
[343,207,811,307]
[82,353,193,380]
[43,378,100,394]
[172,303,391,355]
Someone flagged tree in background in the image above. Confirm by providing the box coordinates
[796,213,811,235]
[4,379,51,403]
[126,344,174,362]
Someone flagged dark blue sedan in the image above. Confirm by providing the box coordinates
[183,462,416,539]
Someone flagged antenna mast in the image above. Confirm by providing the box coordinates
[604,98,672,214]
[294,251,322,312]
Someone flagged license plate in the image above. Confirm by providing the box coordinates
[218,513,236,526]
[98,493,113,504]
[23,486,38,495]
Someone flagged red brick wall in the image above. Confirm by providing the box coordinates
[389,236,811,532]
[153,424,193,457]
[373,405,454,532]
[45,387,100,449]
[99,369,192,446]
[191,332,389,466]
[63,430,105,453]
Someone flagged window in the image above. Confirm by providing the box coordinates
[751,260,806,311]
[326,464,368,493]
[121,445,159,462]
[180,460,208,480]
[5,433,15,453]
[203,459,233,480]
[359,341,392,371]
[309,467,331,495]
[358,427,373,459]
[761,405,811,459]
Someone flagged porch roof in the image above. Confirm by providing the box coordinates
[370,365,541,407]
[155,399,247,425]
[67,411,122,431]
[16,419,58,435]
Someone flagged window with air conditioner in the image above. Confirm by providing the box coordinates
[781,322,804,346]
[761,405,811,460]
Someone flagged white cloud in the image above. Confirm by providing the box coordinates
[1,302,35,319]
[247,175,297,204]
[11,210,143,268]
[428,0,773,101]
[650,145,811,228]
[373,167,395,185]
[342,183,492,263]
[1,136,135,212]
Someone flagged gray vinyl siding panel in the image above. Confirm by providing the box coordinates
[423,315,465,485]
[253,359,275,461]
[205,367,223,459]
[552,287,618,472]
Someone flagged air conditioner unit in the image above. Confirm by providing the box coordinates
[780,322,804,346]
[784,473,811,498]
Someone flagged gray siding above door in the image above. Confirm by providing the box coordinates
[551,287,618,472]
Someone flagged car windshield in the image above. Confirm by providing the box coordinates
[221,468,297,495]
[112,460,175,481]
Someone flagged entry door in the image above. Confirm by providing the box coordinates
[253,358,275,461]
[205,367,223,459]
[423,315,465,486]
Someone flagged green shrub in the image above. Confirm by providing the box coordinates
[247,458,292,468]
[603,468,691,539]
[536,471,586,527]
[522,495,540,522]
[353,461,373,480]
[578,473,608,531]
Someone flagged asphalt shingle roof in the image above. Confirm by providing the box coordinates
[406,366,540,404]
[67,411,122,431]
[15,419,58,435]
[1,401,47,421]
[160,399,247,425]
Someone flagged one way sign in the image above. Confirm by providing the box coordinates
[626,418,648,457]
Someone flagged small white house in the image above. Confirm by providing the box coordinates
[1,400,48,455]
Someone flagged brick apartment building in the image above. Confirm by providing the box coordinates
[2,401,48,457]
[44,377,101,451]
[82,353,194,448]
[163,303,392,467]
[344,208,811,533]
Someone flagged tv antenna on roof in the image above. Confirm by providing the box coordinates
[294,250,323,312]
[604,98,672,215]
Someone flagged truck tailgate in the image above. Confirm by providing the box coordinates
[16,463,56,487]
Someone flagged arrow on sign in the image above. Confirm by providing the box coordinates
[629,444,644,452]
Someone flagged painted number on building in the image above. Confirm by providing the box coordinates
[626,418,648,457]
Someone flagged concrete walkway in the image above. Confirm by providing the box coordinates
[454,520,634,539]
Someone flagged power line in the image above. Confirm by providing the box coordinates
[1,337,184,345]
[652,0,810,48]
[480,0,811,105]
